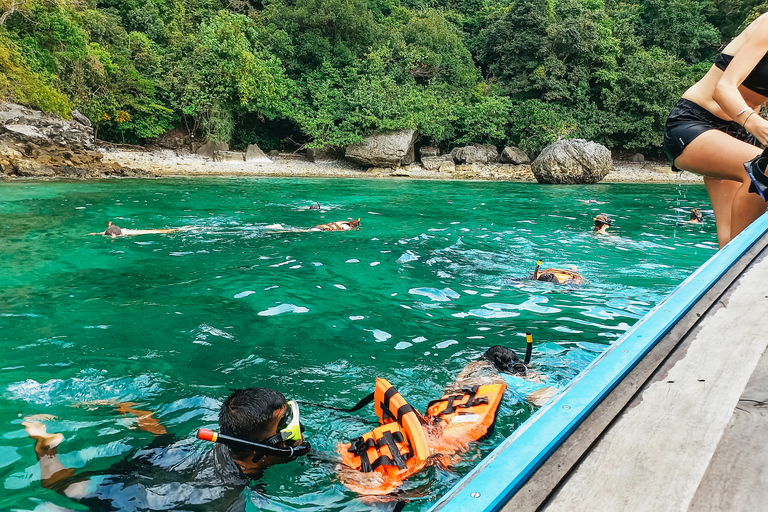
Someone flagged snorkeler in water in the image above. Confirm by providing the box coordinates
[689,208,703,223]
[531,260,586,286]
[336,339,557,495]
[310,218,360,231]
[24,388,309,510]
[266,219,361,232]
[90,221,186,237]
[593,214,612,234]
[104,220,122,237]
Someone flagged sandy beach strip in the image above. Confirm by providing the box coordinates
[100,148,704,184]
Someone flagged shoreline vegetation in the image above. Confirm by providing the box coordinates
[94,147,704,184]
[1,0,758,164]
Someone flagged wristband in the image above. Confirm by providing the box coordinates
[737,107,751,117]
[744,111,756,128]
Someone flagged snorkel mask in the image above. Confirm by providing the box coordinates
[262,400,303,446]
[197,400,310,459]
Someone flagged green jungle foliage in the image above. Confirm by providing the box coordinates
[0,0,756,154]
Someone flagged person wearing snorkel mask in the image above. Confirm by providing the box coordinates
[22,387,308,510]
[593,214,612,234]
[689,208,704,223]
[211,387,309,479]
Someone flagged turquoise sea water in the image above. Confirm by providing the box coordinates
[1,178,714,511]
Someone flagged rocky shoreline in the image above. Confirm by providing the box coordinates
[0,102,702,184]
[90,146,702,184]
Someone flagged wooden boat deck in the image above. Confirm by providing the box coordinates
[431,215,768,512]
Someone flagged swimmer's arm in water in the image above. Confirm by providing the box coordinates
[115,402,167,435]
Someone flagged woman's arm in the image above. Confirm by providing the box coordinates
[713,14,768,144]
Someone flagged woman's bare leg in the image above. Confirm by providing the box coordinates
[703,177,739,247]
[674,130,766,247]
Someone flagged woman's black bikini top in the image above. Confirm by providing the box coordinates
[714,52,768,96]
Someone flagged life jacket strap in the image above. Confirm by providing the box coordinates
[428,385,489,416]
[348,430,411,472]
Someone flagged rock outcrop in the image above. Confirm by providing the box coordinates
[0,102,153,179]
[500,146,530,164]
[345,129,418,167]
[531,139,612,184]
[450,144,499,164]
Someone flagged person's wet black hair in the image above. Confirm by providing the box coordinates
[483,345,527,376]
[537,272,557,283]
[219,388,287,446]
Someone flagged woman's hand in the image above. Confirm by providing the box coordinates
[744,112,768,146]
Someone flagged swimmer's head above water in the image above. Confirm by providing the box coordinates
[209,387,310,478]
[689,208,703,223]
[104,221,122,237]
[593,214,612,233]
[483,345,527,376]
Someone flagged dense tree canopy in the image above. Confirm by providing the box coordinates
[0,0,753,155]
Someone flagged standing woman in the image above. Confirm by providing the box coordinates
[663,13,768,248]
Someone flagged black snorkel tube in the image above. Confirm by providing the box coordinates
[525,331,533,365]
[197,428,311,458]
[533,260,542,280]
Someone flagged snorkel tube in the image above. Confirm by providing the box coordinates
[525,331,533,365]
[197,429,311,458]
[534,260,542,280]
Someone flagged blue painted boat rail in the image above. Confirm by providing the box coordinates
[430,212,768,512]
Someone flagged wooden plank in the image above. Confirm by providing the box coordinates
[502,235,768,512]
[539,251,768,512]
[688,344,768,512]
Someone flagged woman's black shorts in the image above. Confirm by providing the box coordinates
[663,98,758,171]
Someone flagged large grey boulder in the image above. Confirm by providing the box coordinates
[532,139,612,184]
[450,144,499,164]
[245,143,271,163]
[345,129,418,167]
[500,146,530,164]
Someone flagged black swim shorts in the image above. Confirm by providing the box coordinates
[663,98,758,171]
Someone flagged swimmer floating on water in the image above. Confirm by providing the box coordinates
[265,218,361,232]
[531,259,585,286]
[90,221,188,237]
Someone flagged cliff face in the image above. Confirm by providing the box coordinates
[0,103,154,179]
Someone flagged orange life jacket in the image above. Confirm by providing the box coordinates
[337,379,505,495]
[338,378,430,495]
[424,383,506,459]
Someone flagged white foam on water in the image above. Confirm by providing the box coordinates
[408,287,460,301]
[234,291,256,298]
[258,304,310,316]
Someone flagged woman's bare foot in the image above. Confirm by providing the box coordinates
[22,420,64,458]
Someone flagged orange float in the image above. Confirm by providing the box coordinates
[338,379,430,495]
[337,379,506,495]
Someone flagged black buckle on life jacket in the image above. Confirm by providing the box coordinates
[433,385,490,415]
[351,430,410,472]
